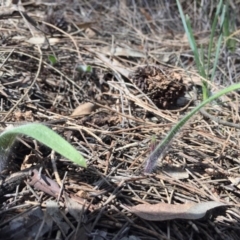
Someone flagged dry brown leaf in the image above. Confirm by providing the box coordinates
[71,102,96,117]
[28,169,60,198]
[127,201,226,221]
[85,28,96,38]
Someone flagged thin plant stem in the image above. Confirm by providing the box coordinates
[144,83,240,173]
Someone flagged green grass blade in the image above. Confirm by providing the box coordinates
[144,83,240,173]
[185,15,205,77]
[211,4,226,82]
[200,44,208,100]
[0,123,86,167]
[223,1,236,52]
[176,0,207,98]
[176,0,200,69]
[176,0,203,76]
[207,0,223,76]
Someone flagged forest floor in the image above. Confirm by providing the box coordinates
[0,1,240,240]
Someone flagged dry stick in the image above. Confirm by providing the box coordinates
[42,21,84,63]
[57,171,68,204]
[0,48,15,71]
[19,7,80,62]
[91,49,176,123]
[193,78,240,129]
[2,47,42,122]
[185,168,220,201]
[200,108,240,129]
[2,9,43,122]
[50,150,62,186]
[0,169,30,197]
[104,140,115,175]
[0,49,85,95]
[93,102,159,125]
[144,83,240,173]
[35,213,47,240]
[174,59,240,128]
[66,122,105,145]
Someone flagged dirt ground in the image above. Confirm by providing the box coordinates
[0,0,240,239]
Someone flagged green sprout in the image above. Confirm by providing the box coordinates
[0,123,86,169]
[144,83,240,173]
[176,0,226,100]
[150,135,157,152]
[76,65,92,73]
[48,55,58,65]
[144,0,239,173]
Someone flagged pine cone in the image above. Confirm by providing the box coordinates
[129,65,186,109]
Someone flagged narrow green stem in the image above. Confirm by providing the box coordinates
[144,83,240,173]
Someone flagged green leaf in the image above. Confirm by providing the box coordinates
[76,65,92,73]
[150,135,157,152]
[0,124,86,167]
[48,55,58,65]
[145,83,240,173]
[211,3,226,83]
[207,0,223,76]
[223,1,236,52]
[176,0,208,99]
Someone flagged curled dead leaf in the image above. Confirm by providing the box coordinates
[28,169,60,198]
[127,201,226,221]
[71,102,97,117]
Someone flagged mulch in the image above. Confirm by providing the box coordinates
[0,1,240,239]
